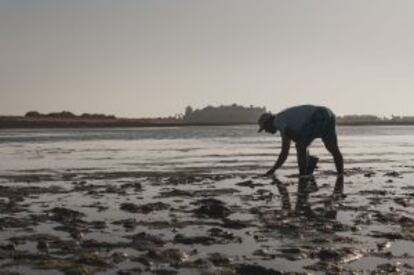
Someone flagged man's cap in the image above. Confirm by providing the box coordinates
[257,112,273,133]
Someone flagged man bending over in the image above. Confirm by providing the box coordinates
[258,105,344,177]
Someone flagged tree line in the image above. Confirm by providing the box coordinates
[183,104,266,124]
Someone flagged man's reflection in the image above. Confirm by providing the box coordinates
[272,175,344,219]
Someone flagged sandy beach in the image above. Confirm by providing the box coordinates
[0,125,413,274]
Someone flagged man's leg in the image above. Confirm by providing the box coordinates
[307,155,319,174]
[333,174,344,195]
[296,141,311,176]
[322,136,344,174]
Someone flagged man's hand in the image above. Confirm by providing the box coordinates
[265,167,276,176]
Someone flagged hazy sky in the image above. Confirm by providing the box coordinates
[1,0,414,117]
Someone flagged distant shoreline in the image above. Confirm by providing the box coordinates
[1,116,414,129]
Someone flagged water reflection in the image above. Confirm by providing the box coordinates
[272,175,344,219]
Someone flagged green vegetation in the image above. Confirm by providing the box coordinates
[183,104,266,124]
[25,111,116,120]
[0,107,414,128]
[337,115,414,125]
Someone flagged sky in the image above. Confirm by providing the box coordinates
[1,0,414,118]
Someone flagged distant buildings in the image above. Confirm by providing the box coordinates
[183,104,266,124]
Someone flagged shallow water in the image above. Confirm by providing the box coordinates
[0,125,413,274]
[1,125,414,174]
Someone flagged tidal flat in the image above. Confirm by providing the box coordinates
[0,126,413,274]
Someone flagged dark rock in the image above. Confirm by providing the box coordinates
[236,264,282,275]
[151,269,178,275]
[81,239,128,250]
[147,248,189,265]
[370,231,404,240]
[253,234,268,242]
[208,252,233,266]
[376,262,401,273]
[48,207,85,223]
[194,198,231,219]
[305,261,344,272]
[77,251,112,267]
[191,188,239,197]
[278,247,310,260]
[0,216,37,229]
[111,251,129,264]
[126,232,165,250]
[119,202,141,213]
[376,241,392,251]
[174,234,215,245]
[364,172,376,177]
[384,171,401,178]
[253,189,274,201]
[112,218,137,230]
[89,220,108,230]
[221,218,252,229]
[117,268,142,275]
[236,180,264,188]
[253,248,276,260]
[394,197,412,207]
[315,247,363,263]
[120,202,169,214]
[207,228,242,243]
[158,189,193,198]
[0,243,16,251]
[119,181,143,191]
[70,230,84,240]
[37,240,49,253]
[359,190,388,196]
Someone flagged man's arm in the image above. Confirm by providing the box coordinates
[266,135,291,175]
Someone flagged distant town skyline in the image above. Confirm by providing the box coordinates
[1,1,414,117]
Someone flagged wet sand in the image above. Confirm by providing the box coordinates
[0,126,413,274]
[0,167,413,275]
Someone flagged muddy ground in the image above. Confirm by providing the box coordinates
[0,167,413,275]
